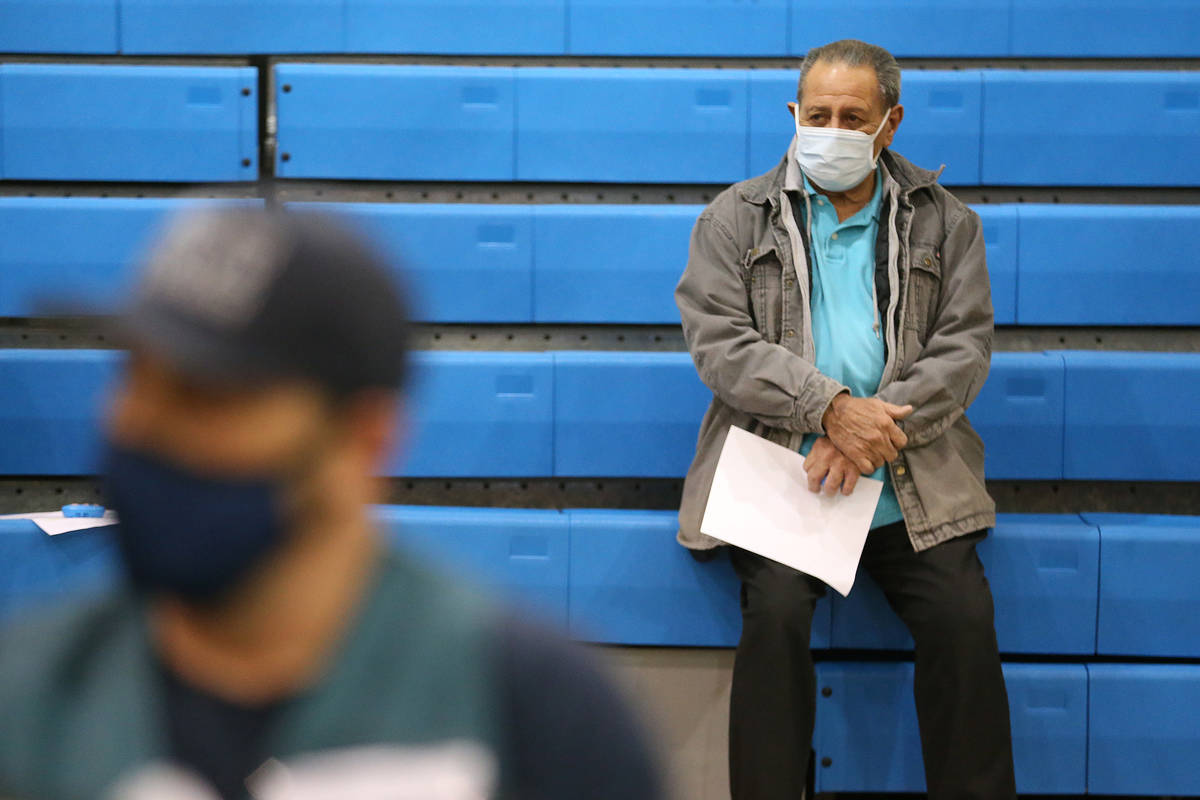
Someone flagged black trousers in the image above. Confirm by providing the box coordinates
[728,520,1017,800]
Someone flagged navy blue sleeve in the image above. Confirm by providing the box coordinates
[491,616,665,800]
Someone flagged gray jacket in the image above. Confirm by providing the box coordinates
[674,147,995,554]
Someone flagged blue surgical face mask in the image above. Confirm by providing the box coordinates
[103,443,292,604]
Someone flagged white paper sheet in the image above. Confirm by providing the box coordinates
[0,510,118,536]
[700,426,883,597]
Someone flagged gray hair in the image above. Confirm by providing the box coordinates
[797,39,901,111]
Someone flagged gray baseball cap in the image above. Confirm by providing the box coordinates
[115,207,411,397]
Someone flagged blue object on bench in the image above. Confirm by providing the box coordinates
[515,67,748,183]
[398,352,555,478]
[970,351,1066,480]
[982,71,1200,186]
[814,661,1088,794]
[61,504,105,518]
[567,0,787,56]
[1087,513,1200,658]
[0,350,121,476]
[0,197,263,317]
[0,520,119,626]
[345,0,565,54]
[1016,204,1200,325]
[0,0,118,53]
[1062,351,1200,481]
[0,64,257,182]
[552,351,710,477]
[532,205,699,323]
[974,204,1018,325]
[376,505,569,628]
[120,0,342,54]
[789,0,1010,57]
[829,514,1100,655]
[1088,664,1200,795]
[287,202,534,323]
[274,64,516,180]
[1011,0,1200,57]
[566,509,832,647]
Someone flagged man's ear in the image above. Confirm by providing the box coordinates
[787,101,799,119]
[344,390,403,473]
[879,104,904,150]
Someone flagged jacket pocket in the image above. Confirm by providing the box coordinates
[743,246,784,344]
[903,244,943,343]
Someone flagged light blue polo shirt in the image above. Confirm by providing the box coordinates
[797,168,904,529]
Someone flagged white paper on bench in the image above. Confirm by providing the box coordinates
[0,511,118,536]
[700,426,882,597]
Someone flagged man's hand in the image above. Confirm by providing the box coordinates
[803,436,864,497]
[821,394,913,473]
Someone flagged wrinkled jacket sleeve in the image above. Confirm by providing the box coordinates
[877,206,993,448]
[675,211,847,434]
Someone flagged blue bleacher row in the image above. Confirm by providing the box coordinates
[3,508,1199,794]
[3,64,1200,186]
[6,197,1198,327]
[3,0,1199,58]
[2,348,1198,483]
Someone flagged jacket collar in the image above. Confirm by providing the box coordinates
[737,146,943,207]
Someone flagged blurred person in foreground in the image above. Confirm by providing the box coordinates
[0,209,662,800]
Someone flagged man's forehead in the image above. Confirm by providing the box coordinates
[800,61,882,108]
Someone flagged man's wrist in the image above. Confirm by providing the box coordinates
[821,390,850,432]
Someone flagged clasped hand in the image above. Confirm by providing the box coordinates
[804,395,913,496]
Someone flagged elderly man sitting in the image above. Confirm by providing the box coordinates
[675,39,1017,800]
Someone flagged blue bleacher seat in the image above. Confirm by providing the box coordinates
[747,70,983,185]
[1,505,570,629]
[0,350,555,478]
[532,205,699,324]
[515,68,748,184]
[551,351,709,477]
[0,64,258,182]
[814,662,1088,794]
[397,352,555,478]
[274,65,516,181]
[119,0,342,54]
[975,204,1018,325]
[747,70,800,177]
[1062,351,1200,481]
[345,0,565,54]
[287,202,534,323]
[0,0,118,53]
[0,520,118,625]
[970,351,1066,480]
[1087,513,1200,658]
[982,71,1200,186]
[888,71,983,186]
[830,514,1100,655]
[0,197,263,317]
[0,350,121,476]
[1016,205,1200,325]
[1011,0,1200,57]
[567,0,787,56]
[375,505,569,628]
[790,0,1011,57]
[1088,664,1200,795]
[566,508,834,647]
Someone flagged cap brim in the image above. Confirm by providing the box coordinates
[107,304,297,388]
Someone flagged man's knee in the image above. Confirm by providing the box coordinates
[737,557,825,637]
[908,573,998,649]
